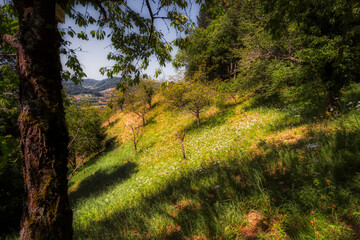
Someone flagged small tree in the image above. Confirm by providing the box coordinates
[105,88,127,111]
[164,81,212,128]
[184,82,212,128]
[125,81,154,126]
[139,78,158,108]
[126,123,144,155]
[176,126,186,160]
[163,82,189,108]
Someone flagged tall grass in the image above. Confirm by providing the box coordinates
[68,90,360,239]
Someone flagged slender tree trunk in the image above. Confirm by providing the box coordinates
[142,115,146,126]
[176,127,186,160]
[13,1,73,239]
[196,111,200,128]
[134,143,137,155]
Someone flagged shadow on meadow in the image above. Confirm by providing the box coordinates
[180,104,237,134]
[69,161,137,204]
[242,94,331,133]
[107,118,120,128]
[73,126,360,239]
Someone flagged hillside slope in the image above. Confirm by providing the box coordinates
[68,92,360,239]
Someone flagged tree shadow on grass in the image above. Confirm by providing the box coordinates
[183,104,237,133]
[73,127,360,240]
[107,118,120,128]
[69,161,137,204]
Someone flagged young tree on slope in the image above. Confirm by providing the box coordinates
[0,0,192,239]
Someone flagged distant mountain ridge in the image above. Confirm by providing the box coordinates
[62,77,121,95]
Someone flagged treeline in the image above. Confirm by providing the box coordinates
[174,0,360,114]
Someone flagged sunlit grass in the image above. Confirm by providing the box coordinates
[69,91,360,239]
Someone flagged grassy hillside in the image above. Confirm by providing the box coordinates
[68,91,360,239]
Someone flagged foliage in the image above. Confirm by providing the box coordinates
[260,0,360,106]
[138,79,158,109]
[216,80,241,105]
[177,0,360,115]
[163,81,213,127]
[175,6,242,81]
[66,101,106,161]
[0,36,22,235]
[123,79,159,125]
[58,0,194,84]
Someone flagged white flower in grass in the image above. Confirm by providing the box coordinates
[306,143,319,149]
[214,185,220,189]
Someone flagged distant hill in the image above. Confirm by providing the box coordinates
[62,77,121,96]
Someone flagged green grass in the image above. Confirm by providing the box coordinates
[68,92,360,239]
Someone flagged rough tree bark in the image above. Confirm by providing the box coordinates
[8,0,73,239]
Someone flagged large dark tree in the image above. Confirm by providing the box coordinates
[1,0,192,239]
[261,0,360,108]
[2,1,72,239]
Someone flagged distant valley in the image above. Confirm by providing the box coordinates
[62,77,121,96]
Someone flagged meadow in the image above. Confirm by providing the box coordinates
[67,90,360,239]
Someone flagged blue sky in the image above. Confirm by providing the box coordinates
[59,2,200,81]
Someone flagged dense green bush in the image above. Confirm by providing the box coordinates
[0,63,23,236]
[66,102,106,162]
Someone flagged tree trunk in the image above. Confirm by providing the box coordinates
[133,140,137,155]
[142,115,146,126]
[14,1,73,239]
[180,140,186,159]
[196,111,200,128]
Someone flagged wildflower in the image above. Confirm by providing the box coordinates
[310,220,314,224]
[331,205,336,209]
[346,102,353,106]
[310,210,315,214]
[326,179,331,184]
[306,143,319,149]
[315,231,319,235]
[214,185,220,189]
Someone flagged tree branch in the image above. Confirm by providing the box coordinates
[67,119,84,149]
[90,0,108,21]
[2,34,20,49]
[67,154,86,180]
[0,53,16,57]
